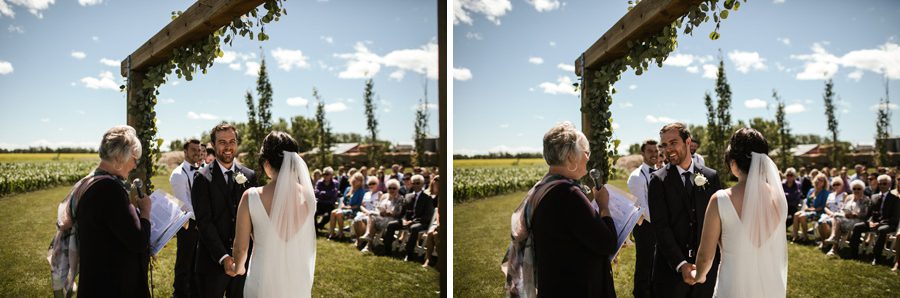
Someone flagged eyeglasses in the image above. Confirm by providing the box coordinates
[388,187,398,190]
[852,188,863,191]
[412,181,423,185]
[368,183,378,186]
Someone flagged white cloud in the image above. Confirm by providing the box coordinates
[686,66,699,73]
[784,103,806,114]
[91,36,98,41]
[71,51,86,59]
[728,50,767,73]
[244,61,260,76]
[499,123,510,128]
[286,97,309,107]
[538,76,578,95]
[320,35,334,44]
[847,70,863,82]
[389,70,405,81]
[527,0,560,12]
[870,102,898,111]
[40,118,49,122]
[336,41,437,80]
[228,63,241,70]
[171,81,180,86]
[465,32,483,40]
[618,101,634,108]
[271,48,310,71]
[7,24,23,33]
[325,102,348,112]
[0,60,12,75]
[187,111,219,120]
[335,42,385,79]
[78,0,102,6]
[645,115,677,124]
[773,0,785,3]
[628,84,637,90]
[744,98,768,109]
[454,0,512,26]
[702,64,718,79]
[80,71,119,90]
[159,98,175,104]
[787,42,900,80]
[453,67,472,81]
[99,58,118,67]
[528,56,544,65]
[487,145,541,154]
[611,122,620,130]
[549,41,556,47]
[533,114,545,120]
[0,0,55,18]
[557,63,575,72]
[664,53,695,67]
[411,103,438,111]
[777,37,791,46]
[215,50,238,64]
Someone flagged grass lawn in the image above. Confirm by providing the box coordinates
[0,174,439,297]
[454,181,900,298]
[0,153,99,162]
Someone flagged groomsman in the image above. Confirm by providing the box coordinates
[170,139,203,297]
[627,139,659,298]
[690,138,705,167]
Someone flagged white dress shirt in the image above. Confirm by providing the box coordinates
[219,162,236,185]
[692,153,705,168]
[627,163,656,223]
[169,161,197,214]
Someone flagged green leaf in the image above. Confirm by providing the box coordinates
[720,10,729,19]
[709,31,720,40]
[734,1,741,11]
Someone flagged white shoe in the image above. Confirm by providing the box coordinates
[826,250,837,259]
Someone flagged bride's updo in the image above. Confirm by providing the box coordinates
[258,131,299,171]
[724,127,769,173]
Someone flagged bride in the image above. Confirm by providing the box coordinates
[231,131,316,297]
[692,128,788,297]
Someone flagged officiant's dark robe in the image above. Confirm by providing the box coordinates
[532,179,617,297]
[76,178,151,298]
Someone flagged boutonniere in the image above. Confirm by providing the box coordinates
[233,171,248,186]
[692,171,708,190]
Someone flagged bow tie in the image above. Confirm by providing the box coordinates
[190,165,199,171]
[648,167,656,172]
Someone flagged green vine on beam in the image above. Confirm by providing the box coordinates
[120,0,286,191]
[582,0,746,183]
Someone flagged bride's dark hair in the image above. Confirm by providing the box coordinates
[724,127,769,173]
[258,131,299,171]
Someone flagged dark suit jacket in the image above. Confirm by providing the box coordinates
[647,162,721,297]
[532,181,617,297]
[191,160,257,274]
[868,190,900,227]
[402,191,434,226]
[76,178,151,298]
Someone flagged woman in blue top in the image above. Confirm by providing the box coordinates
[791,173,830,242]
[328,172,366,239]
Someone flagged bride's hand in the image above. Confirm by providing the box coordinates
[691,269,706,284]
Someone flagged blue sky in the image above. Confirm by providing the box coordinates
[453,0,900,155]
[0,0,438,150]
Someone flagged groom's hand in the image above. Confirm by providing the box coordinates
[680,263,697,285]
[223,256,236,277]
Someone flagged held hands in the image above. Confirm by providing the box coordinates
[680,263,706,285]
[223,256,242,277]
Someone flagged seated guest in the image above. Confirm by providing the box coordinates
[849,175,899,265]
[509,121,617,297]
[328,173,365,239]
[352,176,383,246]
[817,178,846,247]
[423,203,440,268]
[783,168,803,226]
[865,173,879,197]
[376,170,387,193]
[425,174,440,207]
[826,180,869,257]
[314,167,340,230]
[338,167,351,193]
[360,179,404,253]
[312,169,322,185]
[893,224,900,272]
[792,173,829,242]
[383,174,434,261]
[800,169,817,199]
[400,174,412,196]
[77,125,152,297]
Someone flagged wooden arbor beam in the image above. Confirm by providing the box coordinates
[575,0,703,138]
[122,0,265,185]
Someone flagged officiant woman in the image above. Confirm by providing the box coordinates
[76,125,153,297]
[531,121,618,297]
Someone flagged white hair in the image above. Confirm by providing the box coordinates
[99,125,142,165]
[411,174,425,184]
[785,167,797,176]
[878,174,892,184]
[542,121,589,166]
[850,180,865,191]
[386,179,400,189]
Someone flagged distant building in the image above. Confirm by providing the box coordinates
[300,138,439,167]
[776,138,900,167]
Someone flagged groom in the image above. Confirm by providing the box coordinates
[648,123,721,297]
[192,123,257,297]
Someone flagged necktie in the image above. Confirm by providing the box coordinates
[683,172,693,190]
[225,170,233,188]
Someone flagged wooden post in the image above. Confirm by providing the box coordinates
[437,0,447,295]
[126,68,148,186]
[580,66,594,140]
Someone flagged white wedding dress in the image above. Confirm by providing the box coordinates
[712,153,788,298]
[243,152,316,298]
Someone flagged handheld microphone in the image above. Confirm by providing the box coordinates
[132,178,145,198]
[589,169,605,189]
